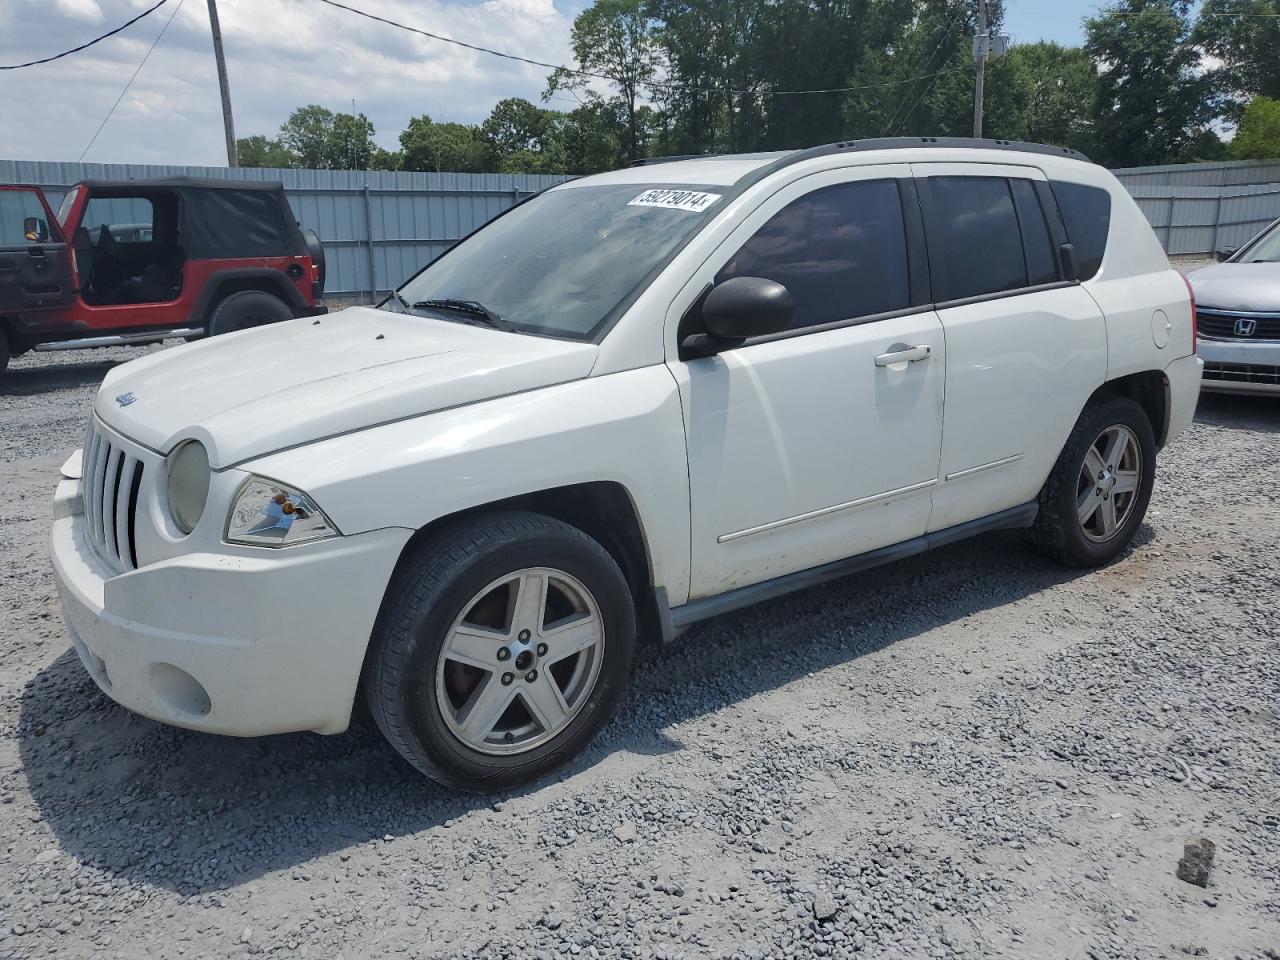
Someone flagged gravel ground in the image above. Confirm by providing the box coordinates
[1,345,1277,960]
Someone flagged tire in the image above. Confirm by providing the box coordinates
[0,328,9,385]
[364,511,636,791]
[300,227,325,294]
[207,290,293,336]
[1029,395,1157,568]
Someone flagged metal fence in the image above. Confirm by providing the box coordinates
[1113,160,1280,256]
[3,156,1280,285]
[0,160,568,302]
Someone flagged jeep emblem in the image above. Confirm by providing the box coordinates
[115,392,137,408]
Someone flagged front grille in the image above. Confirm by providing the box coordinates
[1197,310,1280,341]
[82,418,145,572]
[1202,361,1280,386]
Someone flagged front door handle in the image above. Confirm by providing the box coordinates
[874,344,932,367]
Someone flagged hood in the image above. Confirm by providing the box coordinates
[1187,261,1280,313]
[96,307,598,467]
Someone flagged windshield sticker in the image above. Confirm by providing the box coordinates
[628,189,722,212]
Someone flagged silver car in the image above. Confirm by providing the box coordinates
[1188,217,1280,395]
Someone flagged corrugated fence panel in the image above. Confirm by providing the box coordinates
[0,158,566,300]
[4,155,1280,273]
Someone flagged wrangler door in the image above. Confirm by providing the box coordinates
[0,186,74,313]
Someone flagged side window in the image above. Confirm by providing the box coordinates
[1049,180,1111,281]
[924,176,1026,301]
[1010,179,1058,286]
[83,197,155,243]
[716,179,910,330]
[0,189,53,244]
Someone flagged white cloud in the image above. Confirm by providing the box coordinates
[52,0,105,23]
[1,0,581,165]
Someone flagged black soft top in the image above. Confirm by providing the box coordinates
[74,177,307,260]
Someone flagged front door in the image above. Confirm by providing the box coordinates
[669,166,946,599]
[0,186,74,314]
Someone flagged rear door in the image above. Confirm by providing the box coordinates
[912,163,1107,532]
[0,186,74,313]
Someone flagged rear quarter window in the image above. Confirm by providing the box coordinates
[1050,181,1111,281]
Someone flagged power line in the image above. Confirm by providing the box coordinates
[1,0,170,70]
[310,0,964,98]
[80,0,187,161]
[882,7,968,136]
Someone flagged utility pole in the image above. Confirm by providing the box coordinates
[207,0,238,167]
[972,0,988,138]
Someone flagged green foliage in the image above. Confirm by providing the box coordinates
[546,0,661,162]
[1084,1,1219,167]
[1196,0,1280,113]
[1230,96,1280,159]
[236,135,297,168]
[238,0,1272,176]
[399,116,492,173]
[278,106,378,170]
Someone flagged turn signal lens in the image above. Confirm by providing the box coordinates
[226,477,339,547]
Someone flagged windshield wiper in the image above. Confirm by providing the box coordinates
[412,298,515,332]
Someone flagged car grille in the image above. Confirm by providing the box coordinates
[82,418,146,572]
[1202,361,1280,387]
[1197,310,1280,341]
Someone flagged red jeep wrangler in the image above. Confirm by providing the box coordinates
[0,177,325,381]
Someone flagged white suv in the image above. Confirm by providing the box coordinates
[51,138,1202,790]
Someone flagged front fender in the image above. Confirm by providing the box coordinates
[241,365,693,605]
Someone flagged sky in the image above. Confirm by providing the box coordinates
[0,0,1105,167]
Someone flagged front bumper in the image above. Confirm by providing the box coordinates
[1196,337,1280,396]
[51,471,411,736]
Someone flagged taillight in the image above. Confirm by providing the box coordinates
[1180,272,1197,354]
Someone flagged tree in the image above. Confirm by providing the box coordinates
[236,135,297,168]
[1084,1,1220,167]
[277,105,379,169]
[993,42,1099,153]
[399,116,492,172]
[546,0,662,162]
[481,98,557,156]
[1196,0,1280,112]
[1230,96,1280,158]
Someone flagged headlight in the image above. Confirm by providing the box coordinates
[167,441,210,535]
[226,477,339,547]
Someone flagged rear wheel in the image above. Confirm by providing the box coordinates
[0,328,9,385]
[1029,396,1156,567]
[364,511,636,791]
[207,290,293,336]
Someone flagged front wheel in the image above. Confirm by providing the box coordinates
[1029,396,1157,567]
[363,511,636,791]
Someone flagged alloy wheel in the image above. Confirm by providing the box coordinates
[1076,424,1142,543]
[434,567,605,755]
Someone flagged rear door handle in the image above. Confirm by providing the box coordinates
[874,344,932,366]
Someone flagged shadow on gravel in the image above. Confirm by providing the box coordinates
[19,528,1094,894]
[1,359,123,395]
[1194,393,1280,433]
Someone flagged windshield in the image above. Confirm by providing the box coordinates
[57,185,82,229]
[1238,219,1280,264]
[392,183,725,340]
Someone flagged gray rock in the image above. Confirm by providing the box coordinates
[1175,838,1215,887]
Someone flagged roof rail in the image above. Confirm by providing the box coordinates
[791,136,1091,163]
[629,154,708,167]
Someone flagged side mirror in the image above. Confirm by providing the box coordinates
[23,216,49,243]
[701,276,794,341]
[1214,246,1237,263]
[1058,242,1079,281]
